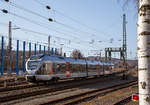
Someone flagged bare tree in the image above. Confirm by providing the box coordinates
[70,49,84,59]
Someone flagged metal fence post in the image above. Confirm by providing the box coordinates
[55,48,57,56]
[1,36,4,76]
[34,43,37,55]
[39,44,41,55]
[16,40,19,75]
[29,42,31,57]
[23,41,26,73]
[51,48,53,56]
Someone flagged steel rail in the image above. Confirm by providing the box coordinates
[0,75,122,103]
[39,80,137,105]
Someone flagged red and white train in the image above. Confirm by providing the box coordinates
[26,55,114,82]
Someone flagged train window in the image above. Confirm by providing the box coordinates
[53,63,66,73]
[79,64,86,73]
[27,61,40,70]
[70,63,76,73]
[53,63,58,73]
[60,63,66,73]
[87,64,97,72]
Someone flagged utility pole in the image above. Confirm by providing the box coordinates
[105,14,127,79]
[8,21,12,75]
[122,14,127,78]
[48,36,50,55]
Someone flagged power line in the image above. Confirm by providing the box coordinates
[0,8,89,43]
[0,1,121,48]
[54,20,94,36]
[1,0,95,40]
[0,21,91,49]
[0,0,51,20]
[3,0,120,44]
[33,0,101,34]
[32,0,120,38]
[12,23,91,48]
[31,0,102,36]
[0,0,92,43]
[0,21,121,46]
[32,0,124,43]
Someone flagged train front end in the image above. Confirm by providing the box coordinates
[26,56,42,82]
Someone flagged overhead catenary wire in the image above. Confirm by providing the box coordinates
[17,25,88,45]
[32,0,120,38]
[32,0,101,34]
[0,22,120,45]
[0,1,108,57]
[0,8,91,44]
[31,0,104,37]
[0,1,81,40]
[0,0,50,20]
[0,21,90,50]
[1,0,120,44]
[0,33,88,53]
[0,0,94,42]
[0,1,119,51]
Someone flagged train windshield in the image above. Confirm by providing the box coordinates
[27,61,40,70]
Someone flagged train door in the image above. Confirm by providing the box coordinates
[102,64,105,75]
[45,62,53,75]
[66,62,70,77]
[97,64,100,76]
[86,62,88,77]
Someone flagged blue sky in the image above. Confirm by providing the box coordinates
[0,0,137,59]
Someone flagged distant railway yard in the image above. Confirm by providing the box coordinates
[0,69,138,105]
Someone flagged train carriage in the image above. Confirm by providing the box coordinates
[87,60,103,76]
[26,55,114,82]
[68,58,87,78]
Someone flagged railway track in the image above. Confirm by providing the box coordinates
[0,77,26,87]
[39,80,137,105]
[0,75,125,105]
[0,75,102,93]
[0,71,123,92]
[0,83,39,92]
[113,96,132,105]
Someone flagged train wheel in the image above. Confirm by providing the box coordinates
[52,77,59,83]
[44,81,48,85]
[81,77,86,80]
[54,77,59,83]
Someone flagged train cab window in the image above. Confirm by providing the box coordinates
[27,61,40,70]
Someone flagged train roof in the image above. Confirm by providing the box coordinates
[29,55,114,65]
[41,55,65,63]
[65,57,86,64]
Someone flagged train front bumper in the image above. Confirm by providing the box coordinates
[26,75,36,82]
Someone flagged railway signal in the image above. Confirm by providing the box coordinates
[132,94,139,102]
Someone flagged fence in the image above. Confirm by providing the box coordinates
[0,35,58,76]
